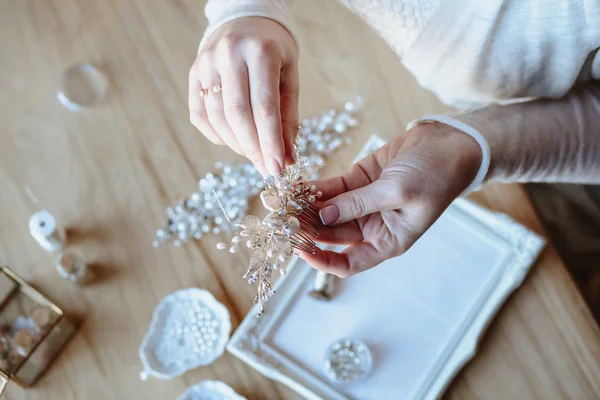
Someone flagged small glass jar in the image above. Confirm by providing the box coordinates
[56,252,88,284]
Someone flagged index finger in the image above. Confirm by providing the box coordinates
[248,56,285,175]
[310,154,381,201]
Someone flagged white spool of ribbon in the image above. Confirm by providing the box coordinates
[28,210,66,252]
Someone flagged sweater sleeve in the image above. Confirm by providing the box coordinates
[451,82,600,184]
[199,0,296,52]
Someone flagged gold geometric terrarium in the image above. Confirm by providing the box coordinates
[0,266,76,394]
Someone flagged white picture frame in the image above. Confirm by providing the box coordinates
[227,135,546,400]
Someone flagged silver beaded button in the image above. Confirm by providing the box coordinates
[324,339,373,383]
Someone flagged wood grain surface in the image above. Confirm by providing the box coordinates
[0,1,599,399]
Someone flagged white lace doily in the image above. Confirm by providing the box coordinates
[177,380,246,400]
[139,288,231,380]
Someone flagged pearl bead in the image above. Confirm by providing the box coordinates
[283,216,300,235]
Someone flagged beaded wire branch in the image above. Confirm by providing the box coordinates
[216,144,323,316]
[152,98,362,248]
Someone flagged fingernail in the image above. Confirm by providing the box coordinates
[267,157,282,175]
[319,205,340,225]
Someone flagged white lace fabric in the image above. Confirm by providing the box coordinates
[177,380,246,400]
[139,289,231,380]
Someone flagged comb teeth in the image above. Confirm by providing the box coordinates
[290,204,321,254]
[298,213,320,236]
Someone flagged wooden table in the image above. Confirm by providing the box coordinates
[1,1,599,399]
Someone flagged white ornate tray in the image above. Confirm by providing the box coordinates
[226,135,545,400]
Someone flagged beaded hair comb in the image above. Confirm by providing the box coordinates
[152,97,362,248]
[217,141,322,316]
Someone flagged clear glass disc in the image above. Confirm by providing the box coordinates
[57,63,108,111]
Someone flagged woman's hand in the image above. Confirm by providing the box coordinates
[299,122,483,277]
[189,17,299,176]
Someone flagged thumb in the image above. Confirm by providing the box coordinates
[319,179,398,226]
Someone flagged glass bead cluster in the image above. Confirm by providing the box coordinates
[152,98,363,248]
[153,163,263,248]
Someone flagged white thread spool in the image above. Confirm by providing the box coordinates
[28,210,66,252]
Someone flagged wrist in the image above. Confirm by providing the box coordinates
[200,8,298,54]
[406,120,485,196]
[407,115,491,196]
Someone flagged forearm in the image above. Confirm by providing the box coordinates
[200,0,295,50]
[453,82,600,184]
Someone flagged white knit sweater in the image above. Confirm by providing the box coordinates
[200,0,600,184]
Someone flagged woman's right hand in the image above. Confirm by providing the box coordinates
[189,17,299,176]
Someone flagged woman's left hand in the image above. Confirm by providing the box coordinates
[299,122,483,277]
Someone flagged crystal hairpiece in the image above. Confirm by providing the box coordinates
[152,98,363,248]
[217,143,323,316]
